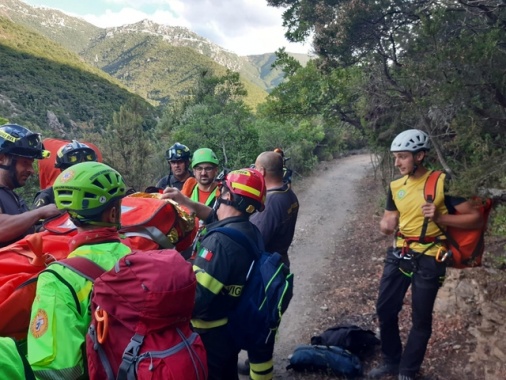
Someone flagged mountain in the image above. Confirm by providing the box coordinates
[2,1,309,96]
[91,20,286,92]
[0,0,100,53]
[80,22,268,108]
[0,17,155,136]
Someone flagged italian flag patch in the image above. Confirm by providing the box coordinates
[198,248,214,261]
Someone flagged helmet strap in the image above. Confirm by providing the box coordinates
[6,157,20,189]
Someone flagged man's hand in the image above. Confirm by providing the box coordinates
[421,202,439,223]
[161,187,213,221]
[160,187,186,204]
[380,210,399,235]
[37,204,61,219]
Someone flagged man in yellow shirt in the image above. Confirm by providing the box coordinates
[369,129,482,380]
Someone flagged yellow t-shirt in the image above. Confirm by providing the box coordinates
[390,171,448,255]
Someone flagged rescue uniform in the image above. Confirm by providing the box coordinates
[250,183,299,267]
[0,187,33,247]
[246,183,299,379]
[376,171,464,378]
[191,213,261,380]
[32,187,55,209]
[156,172,195,191]
[27,234,131,380]
[0,337,34,379]
[181,181,220,208]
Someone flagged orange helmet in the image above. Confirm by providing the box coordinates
[222,168,266,214]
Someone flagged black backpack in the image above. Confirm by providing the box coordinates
[310,324,380,359]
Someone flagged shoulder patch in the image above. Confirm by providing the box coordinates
[30,309,49,338]
[198,248,214,261]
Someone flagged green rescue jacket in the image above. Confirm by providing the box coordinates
[0,337,34,379]
[27,241,131,380]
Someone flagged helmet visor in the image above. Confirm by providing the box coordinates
[65,149,97,165]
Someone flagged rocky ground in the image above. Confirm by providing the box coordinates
[260,154,506,380]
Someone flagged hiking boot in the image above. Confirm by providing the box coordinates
[237,358,250,376]
[399,375,415,380]
[367,363,399,378]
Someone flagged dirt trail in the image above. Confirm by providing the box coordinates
[271,154,373,378]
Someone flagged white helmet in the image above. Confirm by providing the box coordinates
[390,129,431,152]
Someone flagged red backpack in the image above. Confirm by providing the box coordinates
[0,230,76,339]
[424,170,493,268]
[76,250,208,380]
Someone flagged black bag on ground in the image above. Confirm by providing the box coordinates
[310,324,380,359]
[287,344,363,378]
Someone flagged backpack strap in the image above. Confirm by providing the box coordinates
[117,333,145,380]
[55,257,107,282]
[209,227,262,280]
[210,227,262,259]
[43,258,106,317]
[12,338,36,380]
[420,170,444,243]
[121,226,175,249]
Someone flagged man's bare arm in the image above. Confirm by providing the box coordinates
[380,210,399,236]
[421,200,483,229]
[0,204,60,243]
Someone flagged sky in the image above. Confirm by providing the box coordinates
[23,0,312,56]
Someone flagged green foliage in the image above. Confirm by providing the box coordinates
[0,17,154,135]
[157,71,260,171]
[489,204,506,238]
[91,99,157,191]
[264,0,506,198]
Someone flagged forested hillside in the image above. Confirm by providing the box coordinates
[0,18,155,136]
[81,29,268,108]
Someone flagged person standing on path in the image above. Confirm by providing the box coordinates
[250,151,299,267]
[236,150,300,380]
[0,124,60,247]
[368,129,483,380]
[162,168,266,380]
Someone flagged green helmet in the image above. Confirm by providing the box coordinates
[54,162,126,219]
[192,148,219,168]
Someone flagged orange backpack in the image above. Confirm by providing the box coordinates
[0,230,76,339]
[424,171,493,268]
[0,194,197,340]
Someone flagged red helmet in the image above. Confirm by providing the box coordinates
[223,168,266,214]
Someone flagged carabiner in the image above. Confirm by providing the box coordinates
[435,247,451,262]
[94,306,109,344]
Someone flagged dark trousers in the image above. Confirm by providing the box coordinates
[376,248,446,377]
[196,325,240,380]
[247,339,275,379]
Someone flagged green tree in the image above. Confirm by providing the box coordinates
[157,70,261,171]
[96,101,155,191]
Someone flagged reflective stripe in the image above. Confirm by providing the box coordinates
[34,364,84,380]
[250,359,273,380]
[191,318,228,329]
[75,281,93,303]
[193,265,223,295]
[231,182,261,197]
